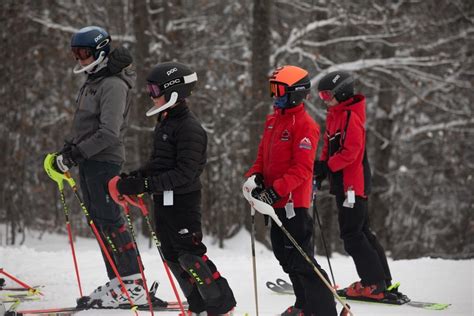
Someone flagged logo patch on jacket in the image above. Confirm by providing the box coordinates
[299,137,312,150]
[162,133,168,141]
[281,130,290,141]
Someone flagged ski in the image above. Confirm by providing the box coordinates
[267,278,450,311]
[7,301,188,315]
[0,285,44,293]
[266,278,293,295]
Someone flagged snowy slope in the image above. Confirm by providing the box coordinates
[0,228,472,316]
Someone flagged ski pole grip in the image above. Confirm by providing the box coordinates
[243,176,282,226]
[124,195,149,216]
[107,176,130,212]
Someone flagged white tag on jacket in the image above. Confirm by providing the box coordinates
[343,198,354,208]
[285,201,295,219]
[347,189,355,204]
[164,190,174,206]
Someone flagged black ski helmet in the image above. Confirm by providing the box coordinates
[269,65,311,108]
[145,61,198,116]
[317,71,354,102]
[71,26,111,60]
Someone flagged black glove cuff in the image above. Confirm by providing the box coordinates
[252,173,265,188]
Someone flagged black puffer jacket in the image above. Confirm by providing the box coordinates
[142,101,207,195]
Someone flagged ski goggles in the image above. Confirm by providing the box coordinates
[147,83,163,99]
[318,90,334,101]
[71,47,93,60]
[270,82,287,97]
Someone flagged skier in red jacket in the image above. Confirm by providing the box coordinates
[246,65,337,316]
[315,70,395,301]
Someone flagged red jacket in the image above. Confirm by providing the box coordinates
[246,104,319,209]
[320,94,370,197]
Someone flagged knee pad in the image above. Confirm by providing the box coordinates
[101,224,140,276]
[178,254,221,303]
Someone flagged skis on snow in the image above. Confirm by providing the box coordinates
[5,300,189,315]
[266,278,451,311]
[266,278,293,295]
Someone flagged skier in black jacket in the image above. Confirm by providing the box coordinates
[109,62,236,316]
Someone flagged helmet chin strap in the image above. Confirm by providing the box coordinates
[146,92,179,117]
[73,51,106,74]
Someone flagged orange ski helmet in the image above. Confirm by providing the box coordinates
[269,65,311,108]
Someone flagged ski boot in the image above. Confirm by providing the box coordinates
[76,277,119,308]
[98,273,148,308]
[345,280,387,300]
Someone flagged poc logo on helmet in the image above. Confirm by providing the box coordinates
[332,74,340,84]
[164,78,181,89]
[167,67,178,76]
[94,34,104,43]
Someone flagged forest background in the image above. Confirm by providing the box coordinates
[1,0,472,260]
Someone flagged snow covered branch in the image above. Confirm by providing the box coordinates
[310,56,461,85]
[400,119,474,141]
[28,16,136,42]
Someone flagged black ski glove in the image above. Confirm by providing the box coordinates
[117,177,150,196]
[251,187,280,206]
[314,160,329,189]
[53,146,84,173]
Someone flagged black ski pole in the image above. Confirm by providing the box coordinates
[312,177,336,287]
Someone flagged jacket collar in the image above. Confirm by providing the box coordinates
[158,101,189,121]
[328,94,365,112]
[274,103,305,116]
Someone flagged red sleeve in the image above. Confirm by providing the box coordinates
[327,113,364,172]
[273,120,319,196]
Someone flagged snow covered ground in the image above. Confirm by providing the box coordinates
[0,228,472,315]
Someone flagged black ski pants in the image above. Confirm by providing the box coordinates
[271,207,337,316]
[153,190,236,314]
[336,194,392,286]
[79,160,140,279]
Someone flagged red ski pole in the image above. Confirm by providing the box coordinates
[64,172,138,315]
[44,153,83,296]
[0,269,43,296]
[58,189,83,297]
[124,194,186,316]
[108,177,154,316]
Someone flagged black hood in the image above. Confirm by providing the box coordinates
[89,46,133,79]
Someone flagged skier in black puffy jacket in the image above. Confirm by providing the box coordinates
[109,62,236,316]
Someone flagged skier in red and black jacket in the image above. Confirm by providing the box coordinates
[246,65,338,316]
[315,70,395,301]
